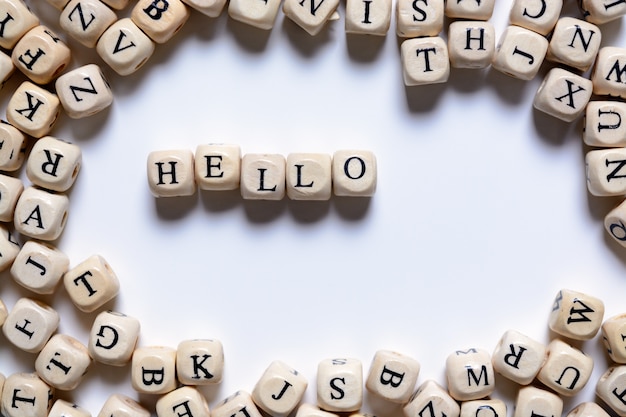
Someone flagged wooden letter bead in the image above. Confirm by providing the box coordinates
[35,334,91,390]
[532,68,593,122]
[447,21,495,69]
[212,391,263,417]
[49,400,91,417]
[0,0,39,49]
[89,310,140,366]
[131,0,191,44]
[345,0,392,36]
[592,47,626,99]
[98,394,150,417]
[7,82,61,139]
[508,0,562,36]
[597,366,626,416]
[14,186,69,241]
[286,153,332,200]
[62,254,120,313]
[0,298,7,325]
[567,403,610,417]
[96,18,156,76]
[131,346,177,394]
[491,329,546,385]
[101,0,130,9]
[0,174,23,222]
[2,298,59,353]
[401,37,449,86]
[148,149,196,197]
[156,387,210,417]
[547,17,600,72]
[282,0,339,36]
[602,313,626,363]
[26,136,82,192]
[176,339,224,385]
[194,144,241,191]
[580,0,626,25]
[59,0,117,48]
[491,25,548,81]
[460,399,506,417]
[241,154,286,200]
[228,0,282,30]
[182,0,227,17]
[586,148,626,197]
[513,386,562,417]
[536,338,593,396]
[11,241,69,295]
[445,0,494,20]
[0,121,26,172]
[445,348,495,401]
[0,226,20,272]
[11,26,71,85]
[549,289,605,340]
[365,350,420,404]
[0,50,15,88]
[396,0,443,38]
[252,361,308,417]
[402,380,460,417]
[317,358,362,412]
[332,150,377,196]
[584,101,626,147]
[295,403,339,417]
[55,64,113,119]
[0,373,54,417]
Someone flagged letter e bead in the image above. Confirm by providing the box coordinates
[332,150,377,197]
[549,289,605,340]
[317,358,362,412]
[176,339,224,385]
[89,311,140,366]
[63,255,120,313]
[148,149,196,197]
[26,136,82,192]
[156,386,210,417]
[252,361,308,417]
[366,350,420,404]
[0,373,54,417]
[131,346,177,395]
[597,366,626,416]
[445,348,495,401]
[194,143,241,191]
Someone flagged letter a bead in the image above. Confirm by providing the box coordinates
[89,311,140,366]
[536,338,593,396]
[156,386,210,417]
[252,361,308,417]
[131,346,178,394]
[35,334,91,390]
[491,330,546,385]
[2,298,59,353]
[176,339,224,385]
[317,358,363,412]
[55,64,113,119]
[63,255,120,313]
[403,380,460,417]
[445,348,495,401]
[212,391,263,417]
[365,350,420,404]
[597,366,626,416]
[400,37,450,86]
[0,373,54,417]
[26,136,82,192]
[549,289,605,340]
[148,149,196,197]
[97,394,150,417]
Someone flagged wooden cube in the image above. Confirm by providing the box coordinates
[182,0,227,17]
[513,386,562,417]
[403,380,460,417]
[98,395,150,417]
[492,25,548,81]
[11,241,69,295]
[0,373,54,417]
[597,366,626,416]
[0,0,39,49]
[89,310,140,366]
[396,0,443,38]
[447,21,495,69]
[592,47,626,99]
[491,329,546,385]
[148,149,196,197]
[317,358,362,412]
[445,0,494,20]
[49,400,91,417]
[332,150,377,196]
[60,0,117,48]
[584,101,626,147]
[156,386,210,417]
[585,148,626,197]
[241,153,286,200]
[508,0,561,36]
[295,404,339,417]
[0,121,26,172]
[14,186,69,241]
[580,0,626,24]
[547,17,600,72]
[0,50,15,88]
[533,68,593,122]
[536,338,593,396]
[0,298,7,325]
[567,403,610,417]
[365,350,420,404]
[212,391,263,417]
[12,26,71,85]
[345,0,391,36]
[282,0,339,36]
[194,143,241,191]
[460,399,506,417]
[286,153,331,200]
[63,254,120,313]
[26,136,82,192]
[0,174,23,222]
[131,346,177,394]
[445,348,495,401]
[602,313,626,362]
[7,81,61,138]
[0,226,20,272]
[228,0,282,30]
[35,334,91,390]
[401,36,449,86]
[549,289,605,340]
[131,0,190,43]
[252,361,307,417]
[176,339,224,385]
[2,298,59,353]
[97,18,156,76]
[55,64,113,119]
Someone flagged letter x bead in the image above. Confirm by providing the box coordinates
[63,254,120,313]
[345,0,392,36]
[0,174,23,222]
[491,330,546,385]
[131,0,191,44]
[508,0,562,36]
[13,186,69,241]
[176,339,224,385]
[460,399,506,417]
[35,334,92,390]
[513,386,562,417]
[584,101,626,148]
[11,241,69,295]
[395,0,443,38]
[89,311,140,366]
[597,366,626,416]
[317,358,363,412]
[492,25,548,81]
[592,47,626,99]
[156,386,210,417]
[252,361,308,417]
[549,289,605,340]
[194,144,241,191]
[2,298,60,353]
[0,373,54,417]
[49,400,91,417]
[11,25,71,85]
[0,121,26,172]
[228,0,282,30]
[580,0,626,24]
[533,68,592,122]
[26,136,82,192]
[585,148,626,197]
[445,348,495,401]
[536,339,594,397]
[182,0,228,17]
[241,154,286,200]
[401,37,450,86]
[96,18,156,76]
[403,380,460,417]
[282,0,340,36]
[602,313,626,362]
[0,0,40,49]
[7,81,61,139]
[97,394,150,417]
[365,350,420,404]
[59,0,117,48]
[148,149,197,197]
[0,225,20,272]
[212,391,263,417]
[332,150,377,196]
[286,153,332,200]
[131,346,178,395]
[55,64,113,119]
[547,17,601,72]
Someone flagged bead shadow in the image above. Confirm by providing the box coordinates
[448,68,490,94]
[404,83,448,113]
[287,199,331,222]
[346,33,387,63]
[242,199,288,222]
[281,16,335,58]
[200,189,242,213]
[226,17,273,54]
[333,196,372,220]
[154,194,200,220]
[485,68,534,106]
[532,108,578,146]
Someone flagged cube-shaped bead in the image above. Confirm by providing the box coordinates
[0,50,15,88]
[241,154,286,200]
[194,144,241,191]
[0,373,54,417]
[536,338,593,396]
[89,310,140,366]
[182,0,227,17]
[533,68,593,122]
[396,0,443,38]
[2,298,59,353]
[131,0,190,43]
[567,403,610,417]
[580,0,626,25]
[547,17,601,72]
[0,298,7,325]
[401,37,449,86]
[365,350,420,404]
[228,0,282,30]
[26,136,82,192]
[12,26,71,85]
[586,148,626,197]
[584,101,626,147]
[403,380,460,417]
[0,121,26,172]
[11,241,69,295]
[597,366,626,416]
[176,339,224,385]
[0,174,23,222]
[252,361,308,417]
[317,358,362,412]
[549,289,605,340]
[156,386,210,417]
[98,394,150,417]
[131,346,177,394]
[286,153,332,200]
[491,329,546,385]
[445,0,494,20]
[295,404,338,417]
[445,348,495,401]
[509,0,562,36]
[592,47,626,99]
[460,399,506,417]
[49,400,91,417]
[14,186,69,241]
[447,21,495,69]
[0,0,39,49]
[96,18,156,76]
[7,82,61,139]
[218,392,267,417]
[332,150,377,197]
[148,149,196,197]
[55,64,113,119]
[513,386,562,417]
[602,313,626,363]
[282,0,339,35]
[101,0,130,9]
[0,226,20,272]
[35,334,91,390]
[60,0,117,48]
[492,25,548,81]
[345,0,391,35]
[63,254,120,313]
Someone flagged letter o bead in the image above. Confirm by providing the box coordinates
[332,150,377,197]
[0,373,54,417]
[597,366,626,416]
[35,334,91,390]
[89,311,140,366]
[147,149,196,197]
[98,394,150,417]
[548,289,605,340]
[365,350,420,404]
[316,358,363,412]
[2,297,59,353]
[156,386,210,417]
[460,399,506,417]
[131,346,178,395]
[62,254,120,313]
[252,361,308,417]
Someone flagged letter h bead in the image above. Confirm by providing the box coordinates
[365,350,420,404]
[148,149,197,197]
[317,358,363,412]
[252,361,308,417]
[89,311,140,366]
[445,348,495,401]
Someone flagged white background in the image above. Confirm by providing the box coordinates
[1,0,626,416]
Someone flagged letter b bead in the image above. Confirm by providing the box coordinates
[317,358,363,412]
[366,350,420,404]
[131,346,177,394]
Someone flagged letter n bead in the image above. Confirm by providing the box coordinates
[332,150,377,197]
[131,0,190,44]
[131,346,178,395]
[148,149,196,197]
[602,313,626,363]
[491,330,546,385]
[177,339,224,385]
[59,0,117,48]
[96,18,156,76]
[11,241,69,295]
[55,64,113,119]
[597,366,626,416]
[252,361,308,417]
[212,391,263,417]
[286,153,332,200]
[35,334,91,390]
[547,17,601,72]
[26,136,82,192]
[533,68,592,122]
[400,37,450,86]
[549,289,605,340]
[1,298,59,353]
[156,386,210,417]
[62,254,120,313]
[586,148,626,196]
[445,348,495,401]
[513,386,562,417]
[317,358,363,412]
[365,350,420,404]
[0,373,54,417]
[403,380,460,417]
[536,338,594,396]
[98,394,150,417]
[89,311,140,366]
[7,81,61,138]
[282,0,339,36]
